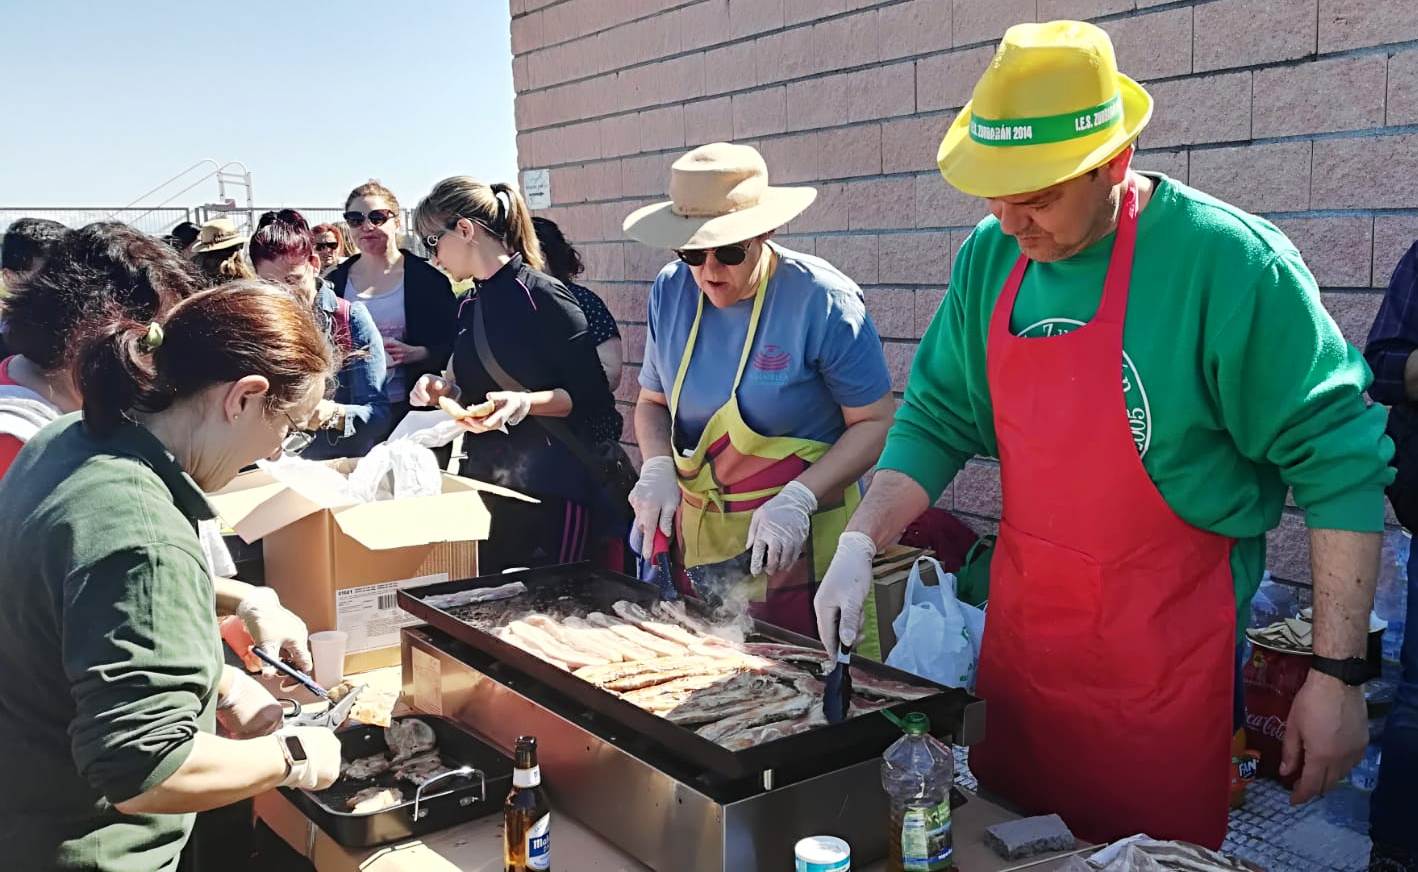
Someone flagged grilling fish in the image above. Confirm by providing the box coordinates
[742,642,828,665]
[611,601,705,648]
[507,620,610,668]
[493,626,570,670]
[562,615,660,660]
[385,718,436,762]
[522,614,627,663]
[391,750,450,785]
[584,612,688,657]
[696,693,814,743]
[347,786,404,814]
[340,754,391,781]
[662,675,795,726]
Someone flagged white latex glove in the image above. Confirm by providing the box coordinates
[236,587,313,675]
[462,391,533,433]
[746,480,817,576]
[216,666,284,739]
[814,531,877,656]
[628,455,681,541]
[275,726,343,791]
[410,373,459,408]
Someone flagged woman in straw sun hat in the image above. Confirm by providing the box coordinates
[623,141,895,649]
[814,19,1390,847]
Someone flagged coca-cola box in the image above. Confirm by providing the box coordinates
[1242,642,1309,788]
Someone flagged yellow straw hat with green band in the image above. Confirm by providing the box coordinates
[937,20,1154,198]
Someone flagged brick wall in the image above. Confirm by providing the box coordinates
[510,0,1418,584]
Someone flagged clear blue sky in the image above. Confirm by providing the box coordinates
[0,0,519,208]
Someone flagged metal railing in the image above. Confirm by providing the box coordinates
[0,206,414,239]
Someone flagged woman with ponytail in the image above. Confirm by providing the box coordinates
[0,282,343,871]
[251,208,390,458]
[412,177,621,572]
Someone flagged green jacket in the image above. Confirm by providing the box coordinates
[880,174,1393,628]
[0,414,221,872]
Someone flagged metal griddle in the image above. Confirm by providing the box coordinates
[397,563,982,781]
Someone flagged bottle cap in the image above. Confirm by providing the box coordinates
[902,712,931,735]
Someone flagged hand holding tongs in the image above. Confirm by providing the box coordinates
[822,643,853,724]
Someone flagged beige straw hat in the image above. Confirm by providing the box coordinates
[192,218,248,254]
[622,142,817,250]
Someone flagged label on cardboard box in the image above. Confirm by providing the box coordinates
[336,573,447,653]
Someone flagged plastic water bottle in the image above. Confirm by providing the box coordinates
[882,712,954,871]
[1376,531,1409,663]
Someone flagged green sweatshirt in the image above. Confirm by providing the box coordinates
[880,174,1393,627]
[0,415,221,872]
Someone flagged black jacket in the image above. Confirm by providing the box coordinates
[328,250,458,387]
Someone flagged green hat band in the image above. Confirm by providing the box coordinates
[968,93,1123,147]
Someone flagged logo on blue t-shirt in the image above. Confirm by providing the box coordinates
[749,345,793,384]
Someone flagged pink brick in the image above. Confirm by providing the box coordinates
[552,164,586,205]
[1253,55,1387,139]
[883,341,918,392]
[1318,291,1382,350]
[883,115,952,173]
[705,40,758,95]
[1311,133,1418,210]
[1102,7,1192,81]
[865,288,920,339]
[811,11,882,75]
[786,0,846,25]
[510,0,527,15]
[848,62,917,122]
[621,153,669,198]
[848,177,918,231]
[1272,217,1373,287]
[579,242,626,282]
[1187,141,1311,214]
[547,119,604,165]
[600,113,642,160]
[620,13,681,68]
[1319,0,1418,52]
[785,73,852,131]
[1374,216,1418,288]
[580,160,625,202]
[916,287,948,334]
[1388,50,1418,126]
[684,97,735,147]
[757,132,821,184]
[1194,0,1317,73]
[603,283,650,322]
[915,174,987,227]
[733,86,788,138]
[554,204,602,246]
[1265,510,1310,584]
[776,234,815,254]
[755,26,815,85]
[953,460,1002,517]
[818,124,883,179]
[512,54,532,94]
[1037,0,1134,19]
[729,0,785,40]
[1143,72,1252,149]
[639,105,686,153]
[614,366,641,403]
[816,233,880,284]
[1135,148,1188,184]
[625,242,671,282]
[678,0,729,52]
[879,230,953,284]
[952,0,1034,46]
[622,325,648,367]
[917,45,993,111]
[510,9,543,54]
[793,183,851,233]
[880,0,952,61]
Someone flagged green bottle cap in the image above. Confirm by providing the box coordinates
[903,712,930,735]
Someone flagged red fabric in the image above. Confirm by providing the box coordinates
[331,297,354,353]
[967,181,1236,848]
[899,508,979,573]
[0,357,23,479]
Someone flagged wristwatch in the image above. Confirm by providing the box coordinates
[1309,655,1375,687]
[276,730,310,786]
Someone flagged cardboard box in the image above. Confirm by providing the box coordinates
[210,462,533,673]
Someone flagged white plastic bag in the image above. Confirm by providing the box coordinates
[885,555,986,690]
[346,441,443,502]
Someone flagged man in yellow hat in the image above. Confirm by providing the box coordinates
[815,20,1392,847]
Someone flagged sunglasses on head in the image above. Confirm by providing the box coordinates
[280,412,315,457]
[314,241,340,252]
[676,242,750,267]
[342,209,397,227]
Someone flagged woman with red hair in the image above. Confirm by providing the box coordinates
[311,223,345,278]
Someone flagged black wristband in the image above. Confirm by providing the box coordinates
[1310,655,1375,686]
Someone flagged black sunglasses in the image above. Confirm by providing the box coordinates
[280,412,315,457]
[314,241,340,252]
[676,243,750,267]
[343,209,397,227]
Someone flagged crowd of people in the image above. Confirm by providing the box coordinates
[0,17,1411,872]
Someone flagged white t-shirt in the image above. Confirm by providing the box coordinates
[349,278,408,402]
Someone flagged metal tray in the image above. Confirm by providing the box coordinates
[397,563,981,781]
[280,715,512,848]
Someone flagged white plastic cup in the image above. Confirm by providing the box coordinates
[795,836,851,872]
[309,630,348,688]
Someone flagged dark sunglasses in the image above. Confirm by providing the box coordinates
[676,243,749,267]
[314,241,340,252]
[281,412,315,457]
[342,209,397,227]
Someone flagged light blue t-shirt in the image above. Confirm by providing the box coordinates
[639,243,892,448]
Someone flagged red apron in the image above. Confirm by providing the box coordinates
[968,180,1236,848]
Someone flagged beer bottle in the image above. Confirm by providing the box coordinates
[504,735,551,871]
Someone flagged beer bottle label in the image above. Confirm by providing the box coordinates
[526,813,551,871]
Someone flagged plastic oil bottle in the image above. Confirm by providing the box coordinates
[882,712,954,871]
